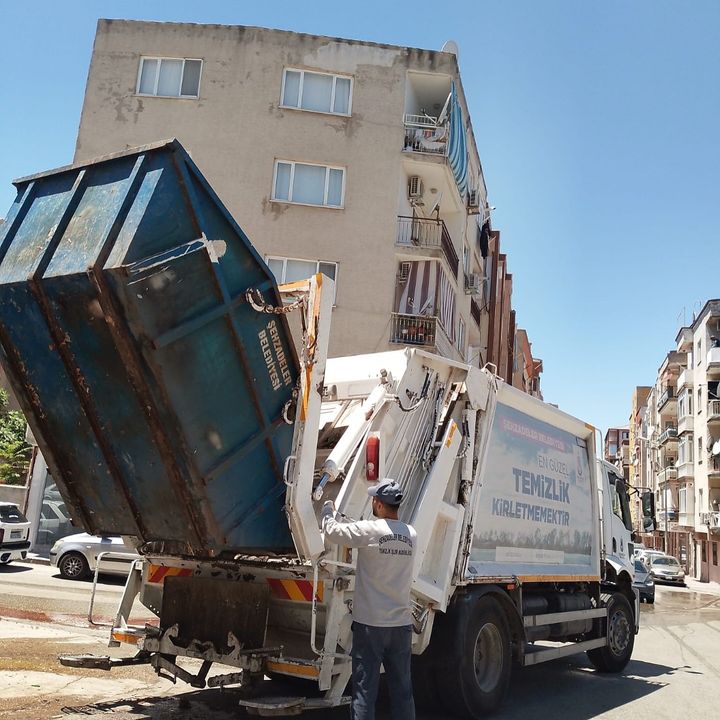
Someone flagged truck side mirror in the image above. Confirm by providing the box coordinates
[641,491,656,531]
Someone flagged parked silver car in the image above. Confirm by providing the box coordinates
[633,558,655,603]
[648,555,686,586]
[49,533,139,580]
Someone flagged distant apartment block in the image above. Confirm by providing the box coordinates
[639,300,720,584]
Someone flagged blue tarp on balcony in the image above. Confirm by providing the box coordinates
[448,82,469,198]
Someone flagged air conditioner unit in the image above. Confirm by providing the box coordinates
[467,189,480,209]
[464,272,482,295]
[408,176,424,199]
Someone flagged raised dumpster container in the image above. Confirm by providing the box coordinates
[0,140,299,556]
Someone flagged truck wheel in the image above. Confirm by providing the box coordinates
[58,552,90,580]
[437,595,512,718]
[587,592,634,673]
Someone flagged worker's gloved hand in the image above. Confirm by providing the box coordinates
[323,500,336,513]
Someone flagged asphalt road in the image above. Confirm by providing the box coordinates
[1,563,720,719]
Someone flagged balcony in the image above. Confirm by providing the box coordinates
[403,114,448,157]
[658,426,678,445]
[396,216,459,276]
[707,399,720,422]
[677,367,694,389]
[676,460,694,480]
[701,511,720,533]
[658,386,677,414]
[657,467,677,485]
[677,413,694,436]
[708,347,720,374]
[389,312,454,358]
[708,456,720,479]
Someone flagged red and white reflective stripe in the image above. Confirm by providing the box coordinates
[146,564,193,584]
[267,578,324,602]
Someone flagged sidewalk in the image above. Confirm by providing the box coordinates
[24,552,50,566]
[683,575,720,596]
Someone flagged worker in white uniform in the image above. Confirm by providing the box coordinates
[321,478,416,720]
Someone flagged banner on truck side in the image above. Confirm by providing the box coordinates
[467,401,598,579]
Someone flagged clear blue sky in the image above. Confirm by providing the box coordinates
[1,1,718,435]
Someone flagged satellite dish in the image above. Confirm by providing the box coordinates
[712,439,720,457]
[441,40,460,59]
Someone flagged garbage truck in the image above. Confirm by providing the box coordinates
[0,140,639,717]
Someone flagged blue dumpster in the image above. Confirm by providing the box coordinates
[0,140,299,555]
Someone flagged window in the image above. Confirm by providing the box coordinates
[266,256,338,302]
[713,542,718,566]
[678,434,693,465]
[458,318,466,355]
[137,57,202,98]
[281,69,352,115]
[678,388,692,418]
[698,436,703,464]
[272,161,345,208]
[462,244,471,275]
[697,386,702,414]
[697,339,703,364]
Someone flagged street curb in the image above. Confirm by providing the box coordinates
[24,554,51,566]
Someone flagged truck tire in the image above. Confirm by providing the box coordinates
[58,552,90,580]
[435,595,512,718]
[587,592,634,673]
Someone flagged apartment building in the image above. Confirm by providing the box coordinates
[641,300,720,584]
[628,386,650,532]
[512,328,543,399]
[604,427,630,481]
[71,19,541,384]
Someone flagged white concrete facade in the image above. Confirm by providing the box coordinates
[74,20,491,364]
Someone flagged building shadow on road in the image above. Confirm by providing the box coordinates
[56,656,683,720]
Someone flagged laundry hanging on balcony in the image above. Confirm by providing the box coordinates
[447,81,469,199]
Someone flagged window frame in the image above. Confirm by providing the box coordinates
[271,160,346,209]
[280,68,354,117]
[265,255,338,304]
[136,56,203,99]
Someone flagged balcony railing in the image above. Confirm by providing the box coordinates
[708,399,720,420]
[708,457,720,476]
[396,216,459,275]
[389,313,453,358]
[701,511,720,531]
[658,387,675,409]
[403,114,448,156]
[708,346,720,371]
[658,467,677,485]
[678,367,694,388]
[658,426,678,444]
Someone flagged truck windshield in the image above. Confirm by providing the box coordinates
[611,476,633,532]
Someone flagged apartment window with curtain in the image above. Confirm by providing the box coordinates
[266,256,338,303]
[281,69,353,115]
[137,57,202,98]
[272,160,345,208]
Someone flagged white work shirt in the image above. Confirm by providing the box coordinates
[321,506,416,627]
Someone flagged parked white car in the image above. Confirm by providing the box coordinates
[0,502,32,564]
[50,533,139,580]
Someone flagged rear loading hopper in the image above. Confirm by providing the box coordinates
[0,140,299,556]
